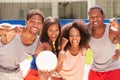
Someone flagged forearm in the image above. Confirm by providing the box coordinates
[113,48,120,59]
[55,50,65,72]
[110,28,120,44]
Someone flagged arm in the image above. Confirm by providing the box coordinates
[0,27,16,44]
[0,25,24,44]
[55,37,68,72]
[109,18,120,44]
[34,41,44,57]
[112,49,120,59]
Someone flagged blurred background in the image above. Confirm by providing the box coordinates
[0,0,120,20]
[0,0,120,80]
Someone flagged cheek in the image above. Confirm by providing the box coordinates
[69,38,72,43]
[56,31,60,36]
[38,26,42,30]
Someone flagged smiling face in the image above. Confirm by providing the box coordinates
[47,23,60,42]
[69,27,81,48]
[89,8,105,29]
[26,15,43,35]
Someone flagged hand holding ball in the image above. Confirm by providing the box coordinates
[36,51,58,71]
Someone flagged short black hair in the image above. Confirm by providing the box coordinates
[26,9,44,23]
[88,4,104,15]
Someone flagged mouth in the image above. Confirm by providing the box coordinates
[72,40,78,43]
[93,21,99,25]
[30,26,38,34]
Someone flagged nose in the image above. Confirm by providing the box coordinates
[52,31,56,36]
[34,22,39,27]
[73,36,77,39]
[93,17,98,21]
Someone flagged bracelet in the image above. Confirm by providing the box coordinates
[110,26,119,31]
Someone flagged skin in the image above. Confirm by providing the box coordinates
[34,23,61,80]
[21,15,43,45]
[88,8,120,60]
[47,24,60,43]
[35,23,60,55]
[0,15,43,45]
[89,9,106,39]
[69,27,81,49]
[25,15,43,35]
[89,9,105,29]
[89,8,120,43]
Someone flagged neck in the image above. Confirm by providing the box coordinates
[92,24,106,38]
[69,46,80,56]
[21,31,36,45]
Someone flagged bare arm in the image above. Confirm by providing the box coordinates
[109,18,120,44]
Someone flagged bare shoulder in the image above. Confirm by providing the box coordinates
[43,42,53,51]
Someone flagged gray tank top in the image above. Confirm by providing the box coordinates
[89,24,120,72]
[0,34,39,73]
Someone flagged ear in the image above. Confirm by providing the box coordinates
[103,14,105,19]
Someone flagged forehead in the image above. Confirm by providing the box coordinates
[48,23,59,29]
[29,15,43,21]
[69,27,79,33]
[89,8,102,15]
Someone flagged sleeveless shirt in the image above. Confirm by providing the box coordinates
[89,24,120,72]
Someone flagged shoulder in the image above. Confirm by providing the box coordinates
[81,47,87,56]
[42,42,52,51]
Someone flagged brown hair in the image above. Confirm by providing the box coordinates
[26,9,44,23]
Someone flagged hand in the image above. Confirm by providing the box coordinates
[113,49,120,59]
[1,29,16,44]
[14,26,25,34]
[110,18,120,29]
[55,50,66,72]
[34,41,44,56]
[51,76,63,80]
[38,70,50,80]
[60,37,68,50]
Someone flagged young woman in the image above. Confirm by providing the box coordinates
[57,20,91,80]
[24,16,62,80]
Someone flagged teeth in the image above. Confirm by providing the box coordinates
[32,27,37,31]
[72,40,77,43]
[93,22,98,25]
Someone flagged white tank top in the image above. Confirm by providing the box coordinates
[89,24,120,72]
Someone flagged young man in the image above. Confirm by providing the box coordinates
[0,9,44,80]
[88,5,120,80]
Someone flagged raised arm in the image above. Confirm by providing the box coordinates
[109,18,120,44]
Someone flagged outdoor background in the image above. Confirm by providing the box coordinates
[0,0,120,80]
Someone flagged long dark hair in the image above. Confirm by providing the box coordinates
[40,16,61,56]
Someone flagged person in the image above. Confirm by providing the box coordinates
[56,20,91,80]
[0,9,44,80]
[24,16,62,80]
[87,5,120,80]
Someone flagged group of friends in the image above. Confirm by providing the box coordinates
[0,4,120,80]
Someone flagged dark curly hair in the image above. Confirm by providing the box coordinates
[61,20,91,50]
